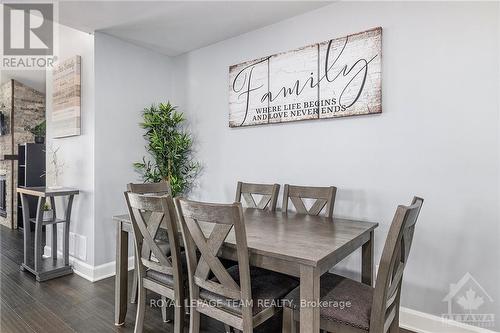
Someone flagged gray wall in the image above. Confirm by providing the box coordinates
[172,1,500,325]
[94,33,175,265]
[46,23,96,265]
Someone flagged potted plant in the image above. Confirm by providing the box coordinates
[43,202,54,222]
[134,102,199,197]
[26,120,46,144]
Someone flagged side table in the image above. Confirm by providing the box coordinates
[17,187,79,282]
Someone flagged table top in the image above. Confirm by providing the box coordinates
[17,186,80,197]
[114,208,378,268]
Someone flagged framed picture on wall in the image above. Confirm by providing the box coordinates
[52,55,81,138]
[229,27,382,128]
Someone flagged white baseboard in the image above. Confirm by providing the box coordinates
[44,246,134,282]
[400,307,498,333]
[91,256,135,282]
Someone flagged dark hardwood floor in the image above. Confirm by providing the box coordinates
[0,225,414,333]
[0,225,283,333]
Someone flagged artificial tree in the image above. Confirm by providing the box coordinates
[134,102,199,197]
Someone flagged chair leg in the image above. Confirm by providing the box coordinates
[389,321,399,333]
[242,317,253,333]
[173,299,185,333]
[161,296,172,323]
[389,310,400,333]
[189,308,200,333]
[282,307,298,333]
[134,284,146,333]
[131,269,138,303]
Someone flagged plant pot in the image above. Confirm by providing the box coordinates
[43,210,54,222]
[35,136,45,144]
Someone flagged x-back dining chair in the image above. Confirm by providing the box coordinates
[175,198,299,333]
[125,192,185,333]
[127,182,172,196]
[282,197,424,333]
[235,181,280,211]
[127,182,172,320]
[282,184,337,218]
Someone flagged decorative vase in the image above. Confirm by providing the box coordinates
[49,182,62,190]
[49,176,62,190]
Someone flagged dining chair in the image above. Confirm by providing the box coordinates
[281,197,424,333]
[235,181,280,211]
[127,181,172,196]
[282,184,337,218]
[125,192,185,333]
[175,198,299,333]
[127,182,172,321]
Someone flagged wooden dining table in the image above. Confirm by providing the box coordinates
[113,208,378,333]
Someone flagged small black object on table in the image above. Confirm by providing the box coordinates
[17,186,79,282]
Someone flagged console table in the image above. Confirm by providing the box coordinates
[17,187,79,282]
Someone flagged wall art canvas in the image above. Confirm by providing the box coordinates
[229,27,382,127]
[52,55,81,138]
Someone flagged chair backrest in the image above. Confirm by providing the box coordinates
[124,192,183,287]
[370,197,424,333]
[282,184,337,218]
[175,198,252,316]
[128,181,172,246]
[127,181,172,195]
[235,181,280,211]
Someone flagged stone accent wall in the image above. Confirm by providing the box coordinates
[0,80,45,228]
[0,81,13,228]
[0,81,13,157]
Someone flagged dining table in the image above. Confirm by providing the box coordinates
[113,208,378,333]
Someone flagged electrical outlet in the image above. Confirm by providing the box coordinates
[50,229,86,262]
[77,235,86,261]
[69,232,76,256]
[57,227,63,252]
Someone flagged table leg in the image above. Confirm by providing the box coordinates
[299,265,320,333]
[51,224,57,259]
[63,195,74,266]
[20,194,31,268]
[34,197,46,272]
[130,268,138,303]
[115,221,129,326]
[50,197,57,259]
[362,230,374,286]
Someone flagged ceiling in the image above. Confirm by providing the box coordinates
[58,1,333,56]
[1,1,331,92]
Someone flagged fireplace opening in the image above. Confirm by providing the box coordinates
[0,175,6,217]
